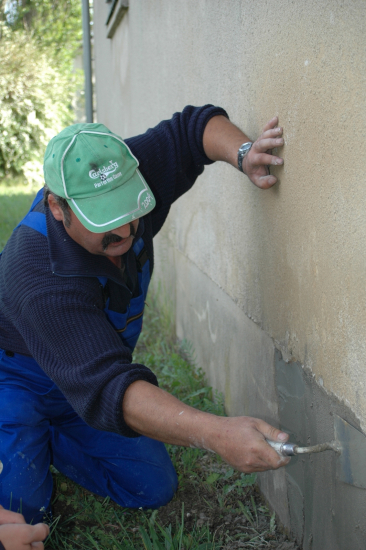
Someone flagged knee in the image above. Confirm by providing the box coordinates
[123,438,179,509]
[106,461,178,510]
[143,467,178,509]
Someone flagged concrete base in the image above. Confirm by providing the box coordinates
[151,236,366,550]
[275,351,366,550]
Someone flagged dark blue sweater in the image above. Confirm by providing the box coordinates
[0,105,228,437]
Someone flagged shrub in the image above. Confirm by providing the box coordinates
[0,23,78,178]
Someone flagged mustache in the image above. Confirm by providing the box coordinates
[102,223,136,252]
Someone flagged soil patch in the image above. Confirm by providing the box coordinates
[51,469,300,549]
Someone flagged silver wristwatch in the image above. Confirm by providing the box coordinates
[237,142,253,172]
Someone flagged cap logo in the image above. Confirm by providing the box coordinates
[89,160,122,188]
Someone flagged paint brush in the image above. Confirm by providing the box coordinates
[267,415,366,489]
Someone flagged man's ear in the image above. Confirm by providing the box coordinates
[48,194,65,222]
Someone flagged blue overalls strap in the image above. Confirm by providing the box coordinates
[15,212,47,237]
[29,188,45,211]
[98,236,150,352]
[14,188,47,236]
[98,276,108,287]
[133,237,144,257]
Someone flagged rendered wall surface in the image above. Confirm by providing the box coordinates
[93,1,366,548]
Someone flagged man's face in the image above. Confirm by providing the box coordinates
[48,195,139,257]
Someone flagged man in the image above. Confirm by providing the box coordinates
[0,105,288,525]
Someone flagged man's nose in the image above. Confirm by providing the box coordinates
[111,223,132,239]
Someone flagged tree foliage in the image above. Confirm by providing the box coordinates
[0,25,77,177]
[3,0,82,70]
[0,0,83,178]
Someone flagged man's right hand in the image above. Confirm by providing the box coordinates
[0,506,49,550]
[207,415,290,472]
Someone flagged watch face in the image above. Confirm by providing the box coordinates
[238,142,253,172]
[241,143,252,155]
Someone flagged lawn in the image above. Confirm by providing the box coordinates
[0,183,299,549]
[0,179,41,248]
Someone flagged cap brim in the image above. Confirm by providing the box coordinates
[67,169,156,233]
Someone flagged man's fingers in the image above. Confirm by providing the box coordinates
[261,127,283,139]
[252,420,291,469]
[262,116,279,132]
[246,118,283,190]
[239,419,290,471]
[29,523,50,543]
[0,508,26,525]
[252,152,283,167]
[253,437,290,470]
[253,137,284,153]
[254,418,289,444]
[0,523,48,550]
[254,175,278,189]
[264,447,291,470]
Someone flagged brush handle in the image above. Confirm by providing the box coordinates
[266,439,297,456]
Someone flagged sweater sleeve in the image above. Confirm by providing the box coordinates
[125,104,228,236]
[16,278,157,438]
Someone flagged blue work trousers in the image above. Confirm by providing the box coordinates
[0,350,177,524]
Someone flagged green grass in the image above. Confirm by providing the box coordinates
[0,178,41,249]
[0,183,297,550]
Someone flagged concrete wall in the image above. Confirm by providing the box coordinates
[93,1,366,548]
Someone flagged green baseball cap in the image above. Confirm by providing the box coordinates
[43,123,156,233]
